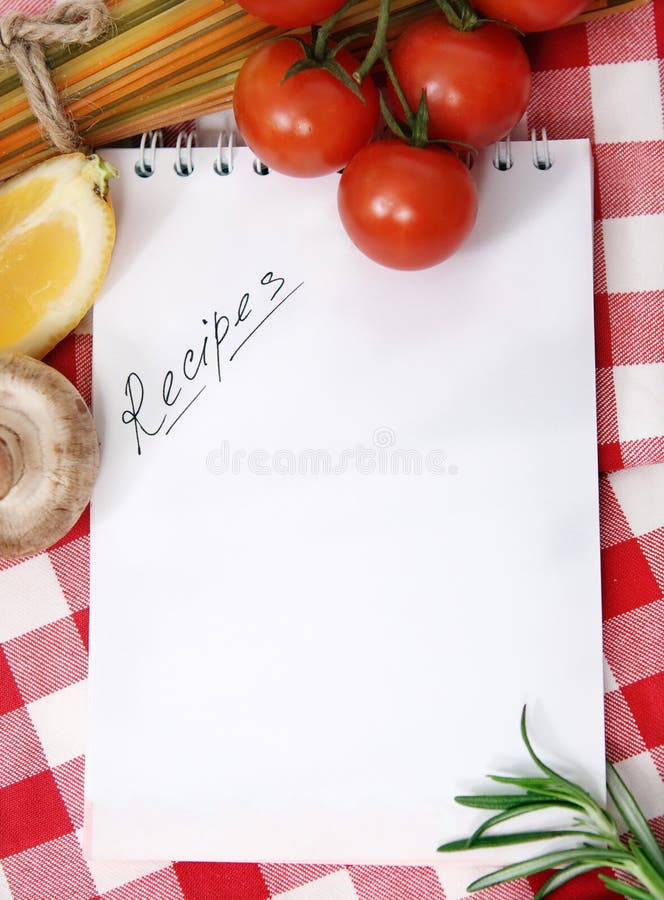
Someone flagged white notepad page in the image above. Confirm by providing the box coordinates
[85,141,603,864]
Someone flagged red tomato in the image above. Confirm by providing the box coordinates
[472,0,592,32]
[233,40,380,178]
[237,0,345,28]
[389,15,531,149]
[337,141,478,271]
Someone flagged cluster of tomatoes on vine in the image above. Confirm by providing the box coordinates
[234,0,592,270]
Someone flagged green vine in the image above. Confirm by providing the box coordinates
[433,0,479,30]
[278,0,517,145]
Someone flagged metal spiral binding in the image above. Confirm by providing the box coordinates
[531,128,552,170]
[214,129,269,174]
[134,130,163,178]
[214,129,234,175]
[174,130,196,176]
[493,136,513,171]
[134,129,271,176]
[135,127,553,177]
[491,130,553,171]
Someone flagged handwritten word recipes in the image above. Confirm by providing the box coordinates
[121,271,304,455]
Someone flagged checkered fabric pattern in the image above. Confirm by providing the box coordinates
[522,3,664,473]
[1,1,663,898]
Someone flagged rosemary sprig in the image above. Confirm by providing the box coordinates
[438,707,664,900]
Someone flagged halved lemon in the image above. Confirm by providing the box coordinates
[0,153,116,359]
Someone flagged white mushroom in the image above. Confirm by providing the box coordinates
[0,354,99,559]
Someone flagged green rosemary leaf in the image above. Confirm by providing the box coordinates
[519,706,569,783]
[469,801,580,843]
[607,764,664,880]
[488,775,555,789]
[454,793,552,810]
[488,775,579,799]
[520,706,602,808]
[533,863,604,900]
[436,838,473,851]
[598,874,656,900]
[627,839,664,896]
[466,848,632,892]
[441,830,592,852]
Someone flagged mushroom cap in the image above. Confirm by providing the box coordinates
[0,353,99,559]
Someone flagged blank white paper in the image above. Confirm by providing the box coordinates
[85,141,603,864]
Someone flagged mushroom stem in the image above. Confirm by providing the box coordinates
[0,425,23,501]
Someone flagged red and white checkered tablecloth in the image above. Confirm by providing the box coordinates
[1,1,663,898]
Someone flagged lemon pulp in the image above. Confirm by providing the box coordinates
[0,154,116,359]
[0,216,80,345]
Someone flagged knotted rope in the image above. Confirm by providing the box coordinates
[0,0,110,153]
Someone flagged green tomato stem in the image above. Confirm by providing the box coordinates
[353,0,391,84]
[433,0,479,30]
[433,0,463,28]
[381,50,415,131]
[310,24,320,50]
[314,0,361,58]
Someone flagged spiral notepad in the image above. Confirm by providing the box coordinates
[85,135,603,865]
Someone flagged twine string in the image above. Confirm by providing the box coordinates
[0,0,110,153]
